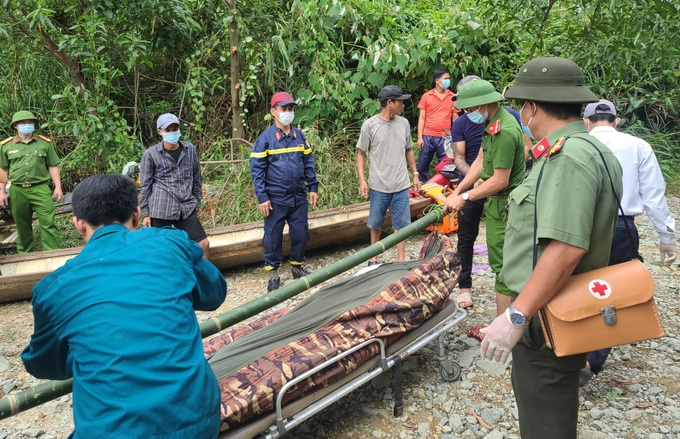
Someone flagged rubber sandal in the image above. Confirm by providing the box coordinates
[456,291,473,309]
[466,325,487,342]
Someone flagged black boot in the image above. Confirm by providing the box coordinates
[267,270,280,292]
[291,266,310,279]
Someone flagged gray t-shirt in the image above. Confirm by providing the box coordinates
[356,114,412,193]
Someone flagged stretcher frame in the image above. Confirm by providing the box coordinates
[219,298,467,439]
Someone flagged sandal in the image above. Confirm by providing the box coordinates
[456,290,473,309]
[467,325,487,342]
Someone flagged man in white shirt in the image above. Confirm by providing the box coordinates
[581,98,677,383]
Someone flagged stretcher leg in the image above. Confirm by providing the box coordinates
[436,333,462,382]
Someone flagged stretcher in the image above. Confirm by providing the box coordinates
[206,233,466,438]
[220,298,466,439]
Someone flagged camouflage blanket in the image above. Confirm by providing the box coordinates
[205,233,459,431]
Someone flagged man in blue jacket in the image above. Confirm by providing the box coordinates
[250,91,319,292]
[22,174,227,439]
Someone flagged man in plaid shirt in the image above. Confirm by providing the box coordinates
[140,113,209,258]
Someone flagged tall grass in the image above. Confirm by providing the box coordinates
[199,124,366,228]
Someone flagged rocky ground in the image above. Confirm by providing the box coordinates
[0,197,678,439]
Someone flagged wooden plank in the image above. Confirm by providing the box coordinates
[0,198,432,303]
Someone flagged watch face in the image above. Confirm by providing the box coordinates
[510,312,525,327]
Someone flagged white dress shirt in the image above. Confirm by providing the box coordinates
[590,125,676,244]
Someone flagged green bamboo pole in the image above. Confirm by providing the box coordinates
[0,208,444,420]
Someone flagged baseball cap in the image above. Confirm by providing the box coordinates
[378,85,411,102]
[583,99,617,118]
[157,113,180,130]
[454,80,502,109]
[503,56,598,104]
[271,92,296,108]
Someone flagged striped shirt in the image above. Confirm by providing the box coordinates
[140,140,202,220]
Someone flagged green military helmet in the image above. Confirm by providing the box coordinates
[454,79,502,110]
[10,110,38,128]
[503,56,598,103]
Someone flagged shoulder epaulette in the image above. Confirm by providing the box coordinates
[38,134,52,142]
[548,137,566,157]
[486,120,502,136]
[0,137,12,146]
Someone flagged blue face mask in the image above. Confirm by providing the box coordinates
[18,123,35,135]
[162,131,181,145]
[440,79,451,89]
[467,108,488,125]
[519,103,535,140]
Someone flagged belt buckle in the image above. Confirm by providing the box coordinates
[21,183,31,188]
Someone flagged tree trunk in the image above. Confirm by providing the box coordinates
[226,0,245,141]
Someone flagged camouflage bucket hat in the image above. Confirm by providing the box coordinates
[10,110,38,127]
[454,80,502,110]
[503,56,598,104]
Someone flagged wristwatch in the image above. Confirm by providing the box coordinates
[461,192,470,201]
[506,303,529,328]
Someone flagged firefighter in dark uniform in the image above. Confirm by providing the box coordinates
[249,92,319,292]
[0,111,62,253]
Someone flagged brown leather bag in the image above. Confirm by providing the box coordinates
[538,259,665,357]
[532,135,665,357]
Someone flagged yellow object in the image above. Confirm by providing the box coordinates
[421,183,458,234]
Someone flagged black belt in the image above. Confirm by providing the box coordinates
[618,215,635,220]
[490,187,514,197]
[17,181,49,188]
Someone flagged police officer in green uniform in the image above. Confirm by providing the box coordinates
[476,57,623,439]
[444,79,525,318]
[0,111,62,253]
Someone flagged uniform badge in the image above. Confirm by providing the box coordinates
[531,137,551,159]
[486,120,502,135]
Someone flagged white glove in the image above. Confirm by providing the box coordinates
[659,242,677,266]
[479,313,525,364]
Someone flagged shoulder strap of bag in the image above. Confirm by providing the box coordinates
[532,134,636,269]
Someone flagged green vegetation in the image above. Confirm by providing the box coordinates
[0,0,677,235]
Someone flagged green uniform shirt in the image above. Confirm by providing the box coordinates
[500,121,623,294]
[478,106,525,191]
[0,135,60,185]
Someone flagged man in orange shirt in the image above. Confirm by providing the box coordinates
[416,67,459,181]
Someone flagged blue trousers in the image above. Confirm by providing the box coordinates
[588,216,640,374]
[416,135,446,182]
[263,202,309,270]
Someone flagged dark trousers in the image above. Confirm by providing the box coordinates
[588,216,640,373]
[416,135,447,182]
[512,316,586,439]
[456,197,486,289]
[263,202,309,269]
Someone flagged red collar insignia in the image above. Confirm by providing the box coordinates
[486,120,501,135]
[275,132,281,141]
[531,137,551,159]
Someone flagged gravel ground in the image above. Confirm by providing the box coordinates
[0,197,678,439]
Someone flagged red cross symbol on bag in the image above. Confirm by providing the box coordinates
[588,279,612,299]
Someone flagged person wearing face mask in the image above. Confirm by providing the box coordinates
[577,99,677,386]
[250,91,319,292]
[140,113,210,258]
[443,80,525,327]
[0,110,62,253]
[415,67,459,182]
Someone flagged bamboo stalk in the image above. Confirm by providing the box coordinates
[0,209,444,420]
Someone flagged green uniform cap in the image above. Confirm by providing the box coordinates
[454,80,502,110]
[503,56,598,103]
[10,110,38,127]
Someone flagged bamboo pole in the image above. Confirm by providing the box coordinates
[0,209,444,420]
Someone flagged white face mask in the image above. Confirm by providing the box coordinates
[276,111,294,126]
